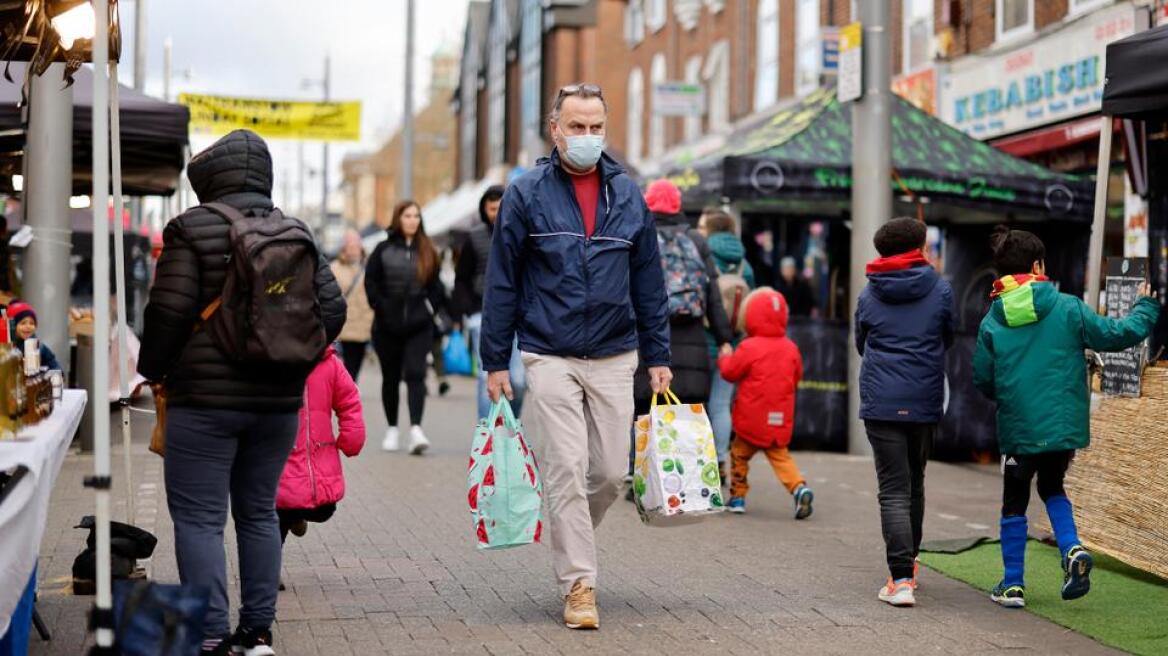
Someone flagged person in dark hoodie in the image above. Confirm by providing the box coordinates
[139,129,347,655]
[452,185,525,419]
[854,217,955,609]
[634,180,734,414]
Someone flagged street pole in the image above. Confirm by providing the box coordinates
[298,140,306,218]
[163,37,171,102]
[321,54,330,228]
[130,0,146,230]
[402,0,416,200]
[847,0,892,455]
[1085,116,1113,311]
[23,64,73,379]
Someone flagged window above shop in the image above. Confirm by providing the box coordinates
[626,0,646,46]
[684,55,704,142]
[674,0,702,30]
[796,0,821,97]
[704,40,731,131]
[903,0,933,72]
[996,0,1034,43]
[628,67,645,164]
[755,0,779,111]
[703,0,726,14]
[647,0,668,33]
[1069,0,1111,16]
[649,53,668,158]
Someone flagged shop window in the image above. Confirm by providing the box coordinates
[996,0,1033,43]
[684,55,704,142]
[903,0,933,72]
[649,54,668,158]
[1070,0,1109,15]
[627,67,645,163]
[796,0,821,97]
[755,0,779,111]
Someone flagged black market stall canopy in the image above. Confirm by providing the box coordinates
[1102,24,1168,119]
[0,62,190,195]
[668,87,1095,221]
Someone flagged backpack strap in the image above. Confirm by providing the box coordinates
[195,202,250,323]
[200,202,249,224]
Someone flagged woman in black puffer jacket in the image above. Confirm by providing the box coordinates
[365,200,449,455]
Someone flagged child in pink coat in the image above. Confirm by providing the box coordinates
[277,346,366,542]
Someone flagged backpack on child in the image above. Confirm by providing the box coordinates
[658,229,709,319]
[716,261,750,330]
[198,202,327,365]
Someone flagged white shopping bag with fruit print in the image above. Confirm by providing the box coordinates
[632,390,725,526]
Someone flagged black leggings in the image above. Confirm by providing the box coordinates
[1001,450,1073,517]
[374,329,430,426]
[277,504,336,544]
[339,341,367,382]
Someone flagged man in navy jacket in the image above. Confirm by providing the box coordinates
[482,83,671,630]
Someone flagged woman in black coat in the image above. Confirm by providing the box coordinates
[365,200,449,455]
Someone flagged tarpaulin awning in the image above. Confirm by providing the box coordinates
[1102,24,1168,119]
[0,62,189,196]
[667,87,1095,221]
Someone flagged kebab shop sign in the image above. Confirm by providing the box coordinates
[940,2,1136,140]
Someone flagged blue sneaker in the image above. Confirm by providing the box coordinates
[990,582,1026,608]
[1062,545,1094,601]
[727,497,746,514]
[794,485,814,520]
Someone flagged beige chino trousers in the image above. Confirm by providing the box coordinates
[521,350,638,595]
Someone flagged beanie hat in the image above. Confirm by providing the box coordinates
[7,300,35,326]
[644,179,682,215]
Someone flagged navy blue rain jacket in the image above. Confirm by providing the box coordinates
[854,264,955,423]
[480,150,670,371]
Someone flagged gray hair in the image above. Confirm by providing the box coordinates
[549,83,608,121]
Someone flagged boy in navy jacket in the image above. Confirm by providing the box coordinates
[855,218,955,607]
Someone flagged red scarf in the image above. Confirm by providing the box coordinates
[866,250,931,275]
[990,274,1049,298]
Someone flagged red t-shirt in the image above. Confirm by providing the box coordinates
[570,170,601,237]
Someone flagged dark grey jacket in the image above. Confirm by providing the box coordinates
[138,130,346,412]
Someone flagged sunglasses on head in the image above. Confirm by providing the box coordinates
[556,83,604,100]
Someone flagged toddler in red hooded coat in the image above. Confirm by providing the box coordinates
[717,288,814,519]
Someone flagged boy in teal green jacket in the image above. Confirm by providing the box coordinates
[973,226,1158,609]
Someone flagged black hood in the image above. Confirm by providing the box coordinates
[478,185,505,227]
[188,130,274,203]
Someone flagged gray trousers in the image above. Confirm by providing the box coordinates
[164,406,298,637]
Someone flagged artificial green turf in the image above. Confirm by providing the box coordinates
[919,541,1168,655]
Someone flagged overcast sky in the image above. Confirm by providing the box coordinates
[121,0,468,210]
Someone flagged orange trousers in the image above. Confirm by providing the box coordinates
[730,439,805,498]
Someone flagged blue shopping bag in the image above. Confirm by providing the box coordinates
[444,330,473,376]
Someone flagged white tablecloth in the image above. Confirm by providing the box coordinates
[0,390,87,636]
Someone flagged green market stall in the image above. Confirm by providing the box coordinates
[666,87,1095,457]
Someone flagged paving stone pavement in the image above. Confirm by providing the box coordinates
[29,368,1118,655]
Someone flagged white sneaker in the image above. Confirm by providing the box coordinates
[382,427,400,452]
[878,578,916,607]
[408,425,430,455]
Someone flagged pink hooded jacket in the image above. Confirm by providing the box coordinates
[277,347,366,510]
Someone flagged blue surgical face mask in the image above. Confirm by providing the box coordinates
[562,134,605,170]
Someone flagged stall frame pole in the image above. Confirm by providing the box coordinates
[110,64,134,526]
[1086,115,1113,311]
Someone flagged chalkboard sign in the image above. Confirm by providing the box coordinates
[1101,257,1149,398]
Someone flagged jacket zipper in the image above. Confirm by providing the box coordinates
[304,389,318,506]
[402,246,413,327]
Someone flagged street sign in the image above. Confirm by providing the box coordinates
[838,22,862,103]
[652,82,706,117]
[822,27,840,73]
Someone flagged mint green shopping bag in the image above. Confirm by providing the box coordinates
[466,398,543,550]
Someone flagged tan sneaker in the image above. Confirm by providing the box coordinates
[563,579,599,629]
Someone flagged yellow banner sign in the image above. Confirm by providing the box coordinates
[179,93,362,142]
